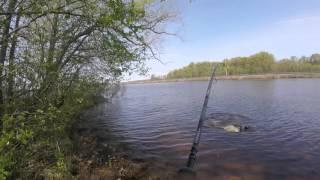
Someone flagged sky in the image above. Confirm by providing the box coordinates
[128,0,320,80]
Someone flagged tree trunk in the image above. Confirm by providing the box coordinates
[7,14,21,103]
[38,14,59,101]
[47,15,59,65]
[0,0,17,113]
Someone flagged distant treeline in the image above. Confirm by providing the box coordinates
[161,52,320,79]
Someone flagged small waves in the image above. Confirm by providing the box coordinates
[77,80,320,178]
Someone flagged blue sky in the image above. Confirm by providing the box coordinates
[129,0,320,80]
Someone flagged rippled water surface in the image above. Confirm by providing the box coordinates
[78,79,320,179]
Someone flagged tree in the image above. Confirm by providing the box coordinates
[0,0,172,178]
[310,54,320,64]
[165,52,320,79]
[0,0,18,108]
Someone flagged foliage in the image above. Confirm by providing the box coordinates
[223,52,275,75]
[0,0,169,179]
[166,62,224,79]
[165,52,320,79]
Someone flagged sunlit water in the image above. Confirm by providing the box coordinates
[76,79,320,179]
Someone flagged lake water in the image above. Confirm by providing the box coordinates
[77,79,320,179]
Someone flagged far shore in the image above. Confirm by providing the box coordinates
[125,73,320,84]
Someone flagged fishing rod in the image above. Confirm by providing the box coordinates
[179,63,218,175]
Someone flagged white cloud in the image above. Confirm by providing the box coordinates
[276,15,320,25]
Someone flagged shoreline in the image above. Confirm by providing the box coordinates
[72,116,176,179]
[126,73,320,84]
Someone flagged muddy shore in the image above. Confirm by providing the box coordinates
[71,122,178,180]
